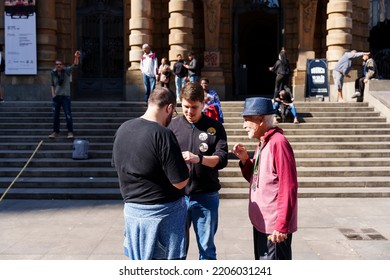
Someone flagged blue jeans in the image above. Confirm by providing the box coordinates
[175,76,186,100]
[123,197,187,260]
[273,102,298,118]
[189,75,199,83]
[186,192,219,260]
[52,95,73,133]
[143,74,156,103]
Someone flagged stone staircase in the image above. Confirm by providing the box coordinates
[1,100,390,200]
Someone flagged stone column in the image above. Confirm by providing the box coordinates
[126,0,153,100]
[128,0,153,70]
[168,0,194,63]
[36,0,57,70]
[326,0,353,101]
[326,0,353,70]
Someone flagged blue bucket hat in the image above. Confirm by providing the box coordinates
[241,97,276,116]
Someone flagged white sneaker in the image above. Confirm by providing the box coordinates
[351,92,361,98]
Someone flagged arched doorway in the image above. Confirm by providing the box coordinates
[76,0,124,99]
[233,0,282,99]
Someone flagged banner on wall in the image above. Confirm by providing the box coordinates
[4,0,37,75]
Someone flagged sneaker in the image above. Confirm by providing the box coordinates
[67,132,74,139]
[0,98,4,103]
[48,132,59,139]
[351,92,361,98]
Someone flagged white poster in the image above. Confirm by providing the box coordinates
[4,0,37,75]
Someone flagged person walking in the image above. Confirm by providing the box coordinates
[173,54,188,102]
[232,97,298,260]
[169,82,228,260]
[140,43,159,103]
[351,52,377,100]
[48,50,80,139]
[332,50,370,102]
[112,87,189,260]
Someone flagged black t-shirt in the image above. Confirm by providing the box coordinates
[168,115,228,195]
[112,118,189,204]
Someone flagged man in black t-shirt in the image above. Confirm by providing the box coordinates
[112,87,189,260]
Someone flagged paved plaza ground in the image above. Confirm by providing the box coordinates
[0,197,389,260]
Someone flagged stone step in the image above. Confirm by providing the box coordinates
[1,100,390,199]
[227,142,390,151]
[222,116,387,123]
[223,122,390,129]
[228,134,390,143]
[227,158,390,167]
[225,128,390,135]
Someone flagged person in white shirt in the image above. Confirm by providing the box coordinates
[140,44,159,103]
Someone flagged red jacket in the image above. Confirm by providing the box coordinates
[239,127,298,234]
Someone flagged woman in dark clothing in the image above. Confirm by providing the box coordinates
[269,49,291,96]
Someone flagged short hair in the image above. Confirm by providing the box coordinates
[142,43,150,49]
[181,82,203,102]
[188,51,195,56]
[201,78,209,84]
[177,54,182,58]
[148,87,176,108]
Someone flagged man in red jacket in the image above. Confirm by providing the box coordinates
[232,97,298,260]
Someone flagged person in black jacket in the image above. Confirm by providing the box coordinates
[168,82,228,260]
[269,49,291,97]
[173,54,188,102]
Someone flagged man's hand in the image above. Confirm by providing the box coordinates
[182,151,199,164]
[269,230,288,243]
[232,143,249,164]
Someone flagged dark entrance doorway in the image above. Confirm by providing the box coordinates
[76,0,124,99]
[233,1,282,99]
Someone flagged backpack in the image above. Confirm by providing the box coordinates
[0,56,5,73]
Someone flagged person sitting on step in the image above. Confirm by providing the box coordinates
[273,88,299,124]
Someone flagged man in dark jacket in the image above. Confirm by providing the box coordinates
[169,82,228,260]
[173,54,188,102]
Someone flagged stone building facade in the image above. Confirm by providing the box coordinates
[0,1,381,101]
